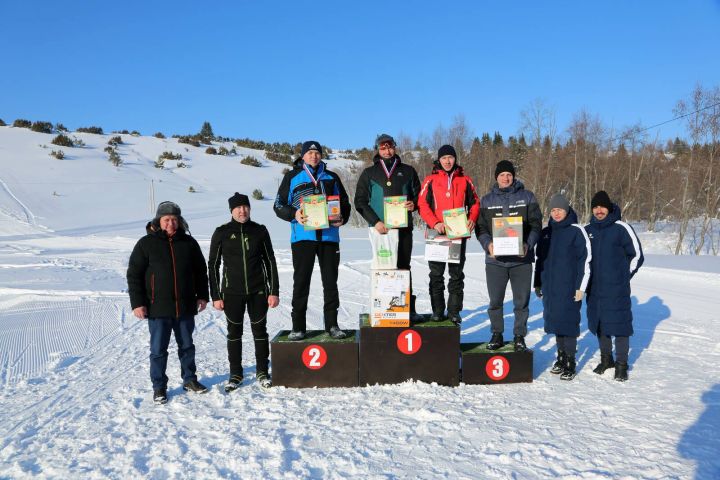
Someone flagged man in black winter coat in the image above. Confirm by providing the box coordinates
[127,201,210,405]
[476,160,543,351]
[209,193,280,391]
[354,133,422,321]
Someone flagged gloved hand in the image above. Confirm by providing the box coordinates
[574,290,584,302]
[534,287,542,298]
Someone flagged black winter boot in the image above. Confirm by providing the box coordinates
[614,362,629,382]
[410,295,423,323]
[447,293,463,325]
[429,293,445,322]
[550,351,567,374]
[487,332,504,350]
[560,356,576,380]
[593,354,616,375]
[513,335,527,352]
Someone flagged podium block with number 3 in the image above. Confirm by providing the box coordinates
[271,330,359,388]
[359,314,460,386]
[460,342,533,384]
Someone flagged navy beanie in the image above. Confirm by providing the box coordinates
[494,160,516,179]
[300,141,323,158]
[228,192,250,211]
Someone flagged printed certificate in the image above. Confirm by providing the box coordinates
[383,196,408,228]
[492,216,523,256]
[302,194,329,230]
[442,207,470,239]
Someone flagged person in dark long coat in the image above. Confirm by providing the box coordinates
[534,194,591,380]
[584,191,644,381]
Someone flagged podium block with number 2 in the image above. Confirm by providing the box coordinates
[358,314,460,386]
[271,330,359,388]
[460,342,533,384]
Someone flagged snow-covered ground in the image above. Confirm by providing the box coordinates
[1,126,719,478]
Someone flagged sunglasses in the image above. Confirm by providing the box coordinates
[378,142,395,150]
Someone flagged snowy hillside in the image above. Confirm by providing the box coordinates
[0,126,719,478]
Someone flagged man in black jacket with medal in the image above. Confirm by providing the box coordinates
[209,193,280,391]
[354,133,422,321]
[127,201,210,405]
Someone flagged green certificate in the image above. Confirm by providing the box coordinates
[442,207,470,239]
[302,194,329,230]
[383,196,407,228]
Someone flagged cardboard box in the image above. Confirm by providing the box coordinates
[370,269,410,327]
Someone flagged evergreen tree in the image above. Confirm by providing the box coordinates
[199,122,214,142]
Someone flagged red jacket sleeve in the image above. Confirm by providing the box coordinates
[417,175,440,227]
[466,177,481,223]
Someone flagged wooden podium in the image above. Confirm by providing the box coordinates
[460,342,533,384]
[271,330,359,388]
[358,314,460,386]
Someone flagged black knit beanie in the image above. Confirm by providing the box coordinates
[437,144,457,161]
[591,190,613,210]
[494,160,515,179]
[300,141,323,158]
[228,192,250,211]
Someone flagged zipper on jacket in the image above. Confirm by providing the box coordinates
[151,273,155,304]
[241,224,249,294]
[168,237,180,318]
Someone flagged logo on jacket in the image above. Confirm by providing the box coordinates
[230,234,237,239]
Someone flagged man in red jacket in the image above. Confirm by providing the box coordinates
[417,145,480,324]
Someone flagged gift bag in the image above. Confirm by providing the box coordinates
[368,228,399,269]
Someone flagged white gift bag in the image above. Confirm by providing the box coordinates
[368,228,399,269]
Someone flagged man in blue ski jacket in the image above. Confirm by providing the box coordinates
[274,141,351,340]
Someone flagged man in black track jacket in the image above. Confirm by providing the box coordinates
[209,193,280,390]
[127,201,210,405]
[354,133,422,320]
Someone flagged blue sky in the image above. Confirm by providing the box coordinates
[1,0,718,148]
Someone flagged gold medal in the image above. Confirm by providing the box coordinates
[386,181,392,187]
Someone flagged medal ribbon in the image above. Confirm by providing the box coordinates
[380,158,399,183]
[447,170,455,195]
[303,163,320,188]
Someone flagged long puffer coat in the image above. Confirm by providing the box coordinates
[584,205,644,336]
[534,208,591,336]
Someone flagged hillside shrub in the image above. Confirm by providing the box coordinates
[13,119,31,128]
[266,151,293,165]
[51,134,74,147]
[241,155,262,167]
[55,123,67,132]
[31,121,54,134]
[158,151,182,161]
[104,146,115,154]
[252,189,263,200]
[49,150,65,160]
[153,132,166,139]
[188,186,196,193]
[154,158,165,169]
[205,146,217,155]
[0,119,6,126]
[76,126,104,134]
[130,130,140,136]
[108,150,122,166]
[108,135,122,146]
[177,135,201,147]
[176,161,187,168]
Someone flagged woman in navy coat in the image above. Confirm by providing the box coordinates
[534,194,591,380]
[584,191,644,381]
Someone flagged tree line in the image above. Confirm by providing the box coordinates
[338,84,720,255]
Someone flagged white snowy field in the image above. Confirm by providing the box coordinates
[1,126,719,479]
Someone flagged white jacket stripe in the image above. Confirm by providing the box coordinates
[617,221,641,273]
[573,224,592,292]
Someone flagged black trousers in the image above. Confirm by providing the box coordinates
[291,241,340,332]
[598,326,630,363]
[223,293,269,378]
[397,228,415,304]
[428,238,467,313]
[555,335,578,356]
